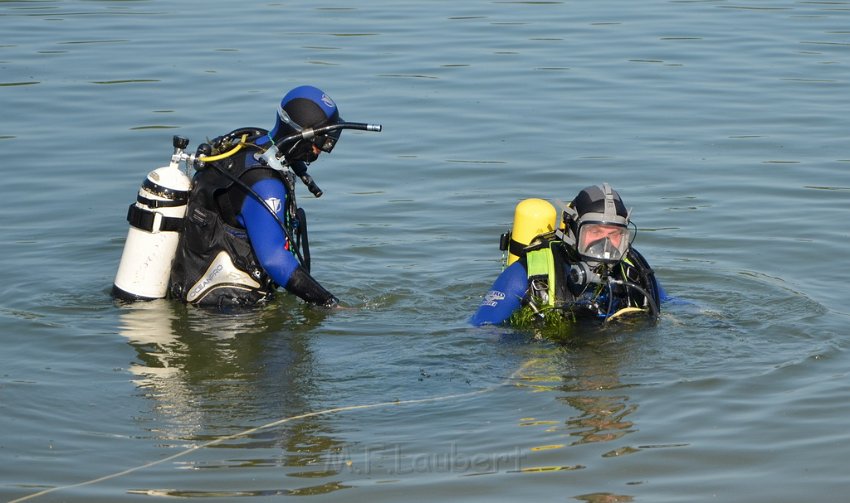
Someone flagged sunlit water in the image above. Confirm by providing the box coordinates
[1,0,849,501]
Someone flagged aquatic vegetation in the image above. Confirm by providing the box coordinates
[508,305,581,343]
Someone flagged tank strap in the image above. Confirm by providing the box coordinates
[126,203,182,233]
[142,178,189,201]
[137,194,185,208]
[508,237,526,258]
[509,231,556,259]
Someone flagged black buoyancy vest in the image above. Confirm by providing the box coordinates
[522,239,660,319]
[168,148,286,308]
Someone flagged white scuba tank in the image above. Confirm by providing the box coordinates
[113,137,192,300]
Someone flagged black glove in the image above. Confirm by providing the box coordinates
[284,266,338,307]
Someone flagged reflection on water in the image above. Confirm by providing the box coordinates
[574,493,634,503]
[116,300,353,496]
[127,481,353,498]
[561,387,636,446]
[517,338,638,445]
[509,336,642,498]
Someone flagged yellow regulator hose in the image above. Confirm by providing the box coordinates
[198,134,249,162]
[605,306,647,322]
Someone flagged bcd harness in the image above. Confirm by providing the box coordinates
[167,130,312,306]
[520,238,658,320]
[525,244,559,307]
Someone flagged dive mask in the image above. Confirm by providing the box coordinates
[277,106,340,159]
[576,221,632,263]
[313,129,340,153]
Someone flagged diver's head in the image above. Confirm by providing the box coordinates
[565,183,633,265]
[270,85,342,163]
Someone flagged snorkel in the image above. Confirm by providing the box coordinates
[261,120,382,197]
[187,120,382,272]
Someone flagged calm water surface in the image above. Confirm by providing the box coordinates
[1,0,849,502]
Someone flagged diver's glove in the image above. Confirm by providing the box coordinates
[284,266,339,307]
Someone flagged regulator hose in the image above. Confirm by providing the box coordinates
[608,279,660,320]
[197,134,249,162]
[295,207,311,272]
[206,159,308,269]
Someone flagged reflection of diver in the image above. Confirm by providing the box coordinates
[556,343,637,446]
[471,183,665,327]
[516,338,640,478]
[117,301,347,483]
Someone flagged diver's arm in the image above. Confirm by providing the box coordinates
[470,261,528,326]
[240,178,338,307]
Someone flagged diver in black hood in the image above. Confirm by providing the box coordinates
[167,86,378,309]
[471,183,664,327]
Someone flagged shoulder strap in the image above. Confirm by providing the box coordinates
[525,246,557,306]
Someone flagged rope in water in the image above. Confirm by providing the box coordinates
[11,360,534,502]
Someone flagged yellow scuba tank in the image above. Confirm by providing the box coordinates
[502,198,557,266]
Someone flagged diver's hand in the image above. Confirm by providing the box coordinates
[285,266,338,307]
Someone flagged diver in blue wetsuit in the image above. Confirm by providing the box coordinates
[168,86,349,309]
[471,184,664,327]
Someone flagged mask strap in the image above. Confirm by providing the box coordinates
[601,182,618,219]
[278,107,303,132]
[555,201,578,246]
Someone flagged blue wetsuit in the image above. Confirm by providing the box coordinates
[232,151,336,306]
[238,176,300,287]
[168,137,337,308]
[470,262,528,326]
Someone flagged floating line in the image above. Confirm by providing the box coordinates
[11,361,535,502]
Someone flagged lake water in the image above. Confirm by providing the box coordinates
[2,0,849,501]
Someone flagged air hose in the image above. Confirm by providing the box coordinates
[605,279,659,321]
[197,134,249,162]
